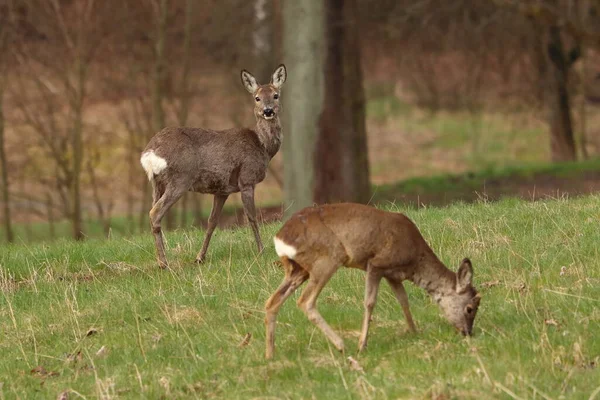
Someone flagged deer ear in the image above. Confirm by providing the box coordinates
[456,258,473,293]
[241,70,259,94]
[271,64,287,89]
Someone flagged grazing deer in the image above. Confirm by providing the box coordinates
[140,64,287,269]
[265,203,481,359]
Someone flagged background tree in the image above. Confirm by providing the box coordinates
[283,0,371,214]
[314,0,370,204]
[282,0,324,215]
[13,0,117,240]
[0,0,14,242]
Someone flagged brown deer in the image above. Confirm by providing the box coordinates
[265,203,481,359]
[141,64,287,269]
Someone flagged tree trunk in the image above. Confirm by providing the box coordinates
[192,195,203,228]
[0,80,13,243]
[46,192,55,239]
[153,0,174,229]
[314,0,370,204]
[127,134,136,233]
[577,43,589,159]
[71,58,85,240]
[545,25,577,162]
[139,177,150,232]
[253,0,274,81]
[178,0,195,229]
[282,0,324,217]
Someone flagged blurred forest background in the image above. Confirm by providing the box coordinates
[1,0,600,243]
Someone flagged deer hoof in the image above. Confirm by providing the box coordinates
[158,261,169,270]
[195,257,205,265]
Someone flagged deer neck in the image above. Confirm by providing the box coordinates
[410,253,457,302]
[255,117,282,159]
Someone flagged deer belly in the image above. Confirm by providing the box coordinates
[190,170,241,195]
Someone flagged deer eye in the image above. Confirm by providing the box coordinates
[273,93,279,99]
[255,97,260,102]
[466,305,474,315]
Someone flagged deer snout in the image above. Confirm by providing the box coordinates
[263,108,274,117]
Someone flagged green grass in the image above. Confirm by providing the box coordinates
[1,196,599,398]
[373,158,600,204]
[5,158,600,245]
[0,198,283,244]
[366,89,549,178]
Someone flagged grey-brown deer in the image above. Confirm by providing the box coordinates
[141,64,287,269]
[265,203,481,359]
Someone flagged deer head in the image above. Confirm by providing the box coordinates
[437,258,481,336]
[241,64,287,121]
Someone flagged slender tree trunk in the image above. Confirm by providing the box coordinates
[71,58,86,240]
[178,0,195,229]
[21,178,31,241]
[139,178,150,232]
[127,136,136,233]
[87,158,111,237]
[46,192,55,239]
[545,25,577,162]
[0,79,13,243]
[578,44,589,159]
[282,0,324,217]
[153,0,174,229]
[192,195,203,228]
[314,0,370,204]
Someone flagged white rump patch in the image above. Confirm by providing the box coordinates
[140,151,167,181]
[274,237,297,259]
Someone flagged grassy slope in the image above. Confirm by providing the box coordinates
[373,158,600,203]
[1,196,599,399]
[4,158,600,245]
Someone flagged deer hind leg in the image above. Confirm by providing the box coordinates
[296,257,344,352]
[240,185,263,254]
[196,194,228,264]
[265,257,309,359]
[358,267,383,352]
[149,183,186,269]
[386,277,417,333]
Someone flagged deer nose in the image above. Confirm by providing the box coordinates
[263,108,274,117]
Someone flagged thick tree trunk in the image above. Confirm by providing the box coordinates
[546,26,577,162]
[282,0,325,217]
[314,0,370,204]
[0,81,13,243]
[253,0,274,81]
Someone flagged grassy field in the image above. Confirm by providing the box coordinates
[4,158,600,245]
[1,196,599,399]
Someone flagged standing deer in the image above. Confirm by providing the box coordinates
[265,203,481,359]
[140,64,287,269]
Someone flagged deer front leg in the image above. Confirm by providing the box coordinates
[196,194,228,264]
[240,185,264,254]
[358,268,383,352]
[386,278,417,333]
